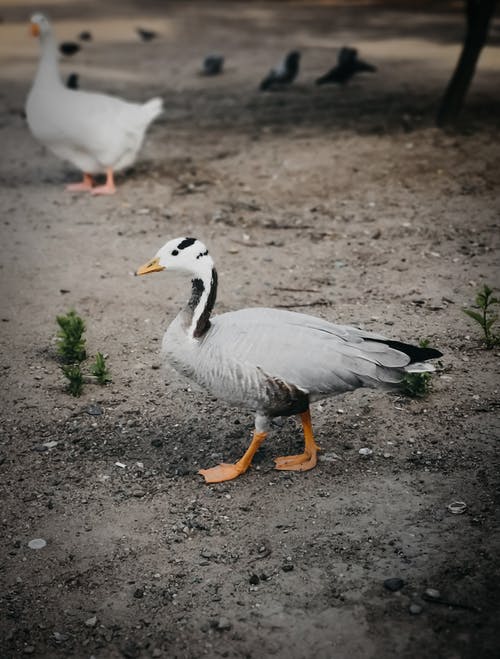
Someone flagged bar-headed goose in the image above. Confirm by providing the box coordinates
[136,237,442,483]
[26,13,163,195]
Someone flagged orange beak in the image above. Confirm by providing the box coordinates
[30,23,40,37]
[135,257,165,276]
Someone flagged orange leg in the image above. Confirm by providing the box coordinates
[66,173,94,192]
[91,168,116,196]
[274,409,320,471]
[199,431,267,483]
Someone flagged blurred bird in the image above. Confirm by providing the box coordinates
[26,14,163,195]
[136,27,157,42]
[59,41,80,56]
[202,54,224,76]
[78,30,92,42]
[66,73,79,90]
[260,50,301,91]
[316,47,376,85]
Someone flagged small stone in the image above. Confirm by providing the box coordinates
[23,646,35,655]
[132,487,145,498]
[216,617,232,631]
[424,588,441,600]
[409,603,423,615]
[133,588,144,599]
[249,573,260,585]
[28,538,47,550]
[151,438,163,448]
[383,578,405,592]
[152,650,162,658]
[43,440,58,449]
[282,563,294,572]
[447,501,467,515]
[358,447,373,457]
[85,616,97,627]
[86,404,103,416]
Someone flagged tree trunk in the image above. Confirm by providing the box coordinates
[437,0,497,126]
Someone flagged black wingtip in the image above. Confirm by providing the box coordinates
[370,339,442,363]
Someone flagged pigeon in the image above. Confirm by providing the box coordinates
[59,41,80,57]
[316,47,376,85]
[78,30,92,42]
[260,50,301,91]
[202,54,224,76]
[66,73,79,90]
[136,27,157,42]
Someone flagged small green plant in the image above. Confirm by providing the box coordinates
[61,364,84,397]
[56,310,86,363]
[55,311,111,396]
[402,338,434,398]
[91,352,112,384]
[463,284,499,349]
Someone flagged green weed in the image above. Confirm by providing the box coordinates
[61,364,84,397]
[463,284,499,349]
[56,310,86,363]
[402,338,435,398]
[91,352,112,384]
[55,311,111,396]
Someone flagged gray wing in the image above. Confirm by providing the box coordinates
[207,307,410,396]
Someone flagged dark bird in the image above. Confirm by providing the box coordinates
[316,47,376,86]
[66,73,79,90]
[59,41,81,57]
[260,50,301,91]
[78,30,92,42]
[202,54,224,76]
[136,27,157,42]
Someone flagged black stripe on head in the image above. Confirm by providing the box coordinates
[177,237,196,251]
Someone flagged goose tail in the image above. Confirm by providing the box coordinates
[142,97,164,124]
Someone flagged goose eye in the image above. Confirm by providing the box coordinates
[171,249,179,256]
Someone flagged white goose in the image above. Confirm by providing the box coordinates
[136,237,442,483]
[26,13,163,195]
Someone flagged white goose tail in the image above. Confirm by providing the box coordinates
[142,97,163,125]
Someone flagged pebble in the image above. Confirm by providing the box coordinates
[86,404,103,416]
[409,603,423,615]
[282,563,294,572]
[85,616,97,627]
[249,573,260,585]
[133,587,144,599]
[43,440,58,449]
[383,578,405,592]
[358,447,373,457]
[23,646,35,655]
[215,617,232,631]
[424,588,441,600]
[447,501,467,514]
[132,487,145,498]
[28,538,47,550]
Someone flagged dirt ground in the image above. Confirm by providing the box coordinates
[1,1,499,658]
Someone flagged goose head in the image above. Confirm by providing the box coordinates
[30,13,51,38]
[136,237,214,278]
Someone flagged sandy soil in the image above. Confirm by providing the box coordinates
[1,1,499,658]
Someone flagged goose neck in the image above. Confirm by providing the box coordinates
[35,32,62,87]
[183,267,218,340]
